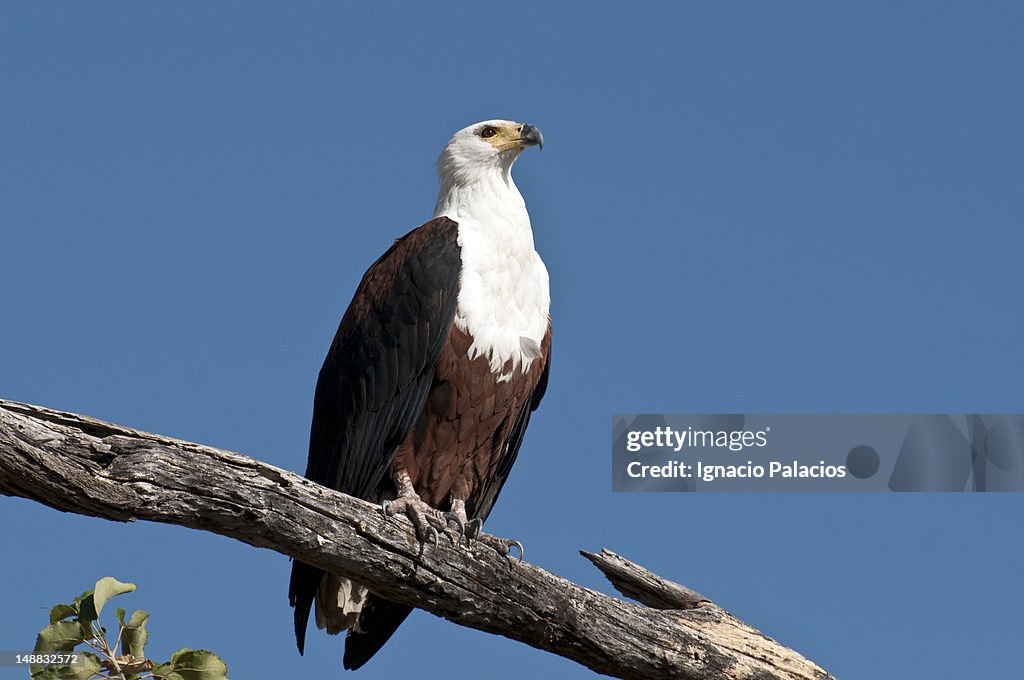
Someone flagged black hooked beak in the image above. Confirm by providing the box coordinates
[519,123,544,150]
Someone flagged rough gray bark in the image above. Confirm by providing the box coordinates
[0,399,834,680]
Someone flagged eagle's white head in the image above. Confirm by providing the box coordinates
[432,119,550,376]
[435,119,543,188]
[433,119,543,226]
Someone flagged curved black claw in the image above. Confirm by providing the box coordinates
[465,518,483,541]
[417,526,440,558]
[442,512,466,545]
[379,499,391,518]
[508,540,525,563]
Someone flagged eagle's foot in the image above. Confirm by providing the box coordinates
[476,533,525,562]
[381,495,455,555]
[461,516,524,562]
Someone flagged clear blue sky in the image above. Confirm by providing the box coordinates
[2,2,1022,678]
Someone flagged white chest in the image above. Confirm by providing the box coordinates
[453,220,550,377]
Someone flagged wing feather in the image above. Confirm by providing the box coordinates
[289,216,461,654]
[304,216,460,496]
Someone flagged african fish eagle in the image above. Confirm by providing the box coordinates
[288,119,550,670]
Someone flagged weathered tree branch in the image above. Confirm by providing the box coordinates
[0,399,833,679]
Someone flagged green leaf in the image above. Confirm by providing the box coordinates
[92,576,136,617]
[74,590,97,622]
[165,649,229,680]
[115,607,127,627]
[151,665,185,680]
[72,589,91,607]
[29,666,59,680]
[127,609,150,627]
[29,626,98,679]
[34,620,87,653]
[48,604,78,624]
[33,651,104,680]
[122,610,151,658]
[73,652,104,680]
[75,619,93,645]
[29,665,59,680]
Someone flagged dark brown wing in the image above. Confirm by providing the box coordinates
[289,216,461,654]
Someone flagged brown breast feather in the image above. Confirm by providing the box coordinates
[392,325,550,511]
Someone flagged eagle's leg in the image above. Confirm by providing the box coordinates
[449,499,524,562]
[381,471,458,553]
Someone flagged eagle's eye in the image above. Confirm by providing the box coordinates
[479,126,499,139]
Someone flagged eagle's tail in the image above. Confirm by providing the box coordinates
[315,573,369,634]
[293,567,411,670]
[342,595,413,671]
[287,559,323,655]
